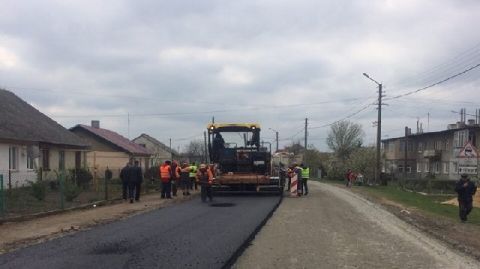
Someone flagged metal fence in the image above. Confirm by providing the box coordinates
[0,167,161,219]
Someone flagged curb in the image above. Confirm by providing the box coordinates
[222,192,283,269]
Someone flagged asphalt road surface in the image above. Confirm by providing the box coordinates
[0,195,280,269]
[234,182,480,269]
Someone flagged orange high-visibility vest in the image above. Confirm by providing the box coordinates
[160,165,171,182]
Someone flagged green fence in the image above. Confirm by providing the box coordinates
[0,169,161,220]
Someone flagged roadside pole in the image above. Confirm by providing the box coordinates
[59,172,65,210]
[0,174,4,216]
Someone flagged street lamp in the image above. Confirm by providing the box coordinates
[268,128,279,152]
[363,73,383,185]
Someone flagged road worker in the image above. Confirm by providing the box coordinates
[160,160,172,199]
[120,161,131,201]
[294,163,303,196]
[180,162,191,196]
[301,163,309,195]
[189,162,198,190]
[129,160,143,202]
[455,174,477,222]
[171,160,181,196]
[196,164,213,202]
[287,165,294,191]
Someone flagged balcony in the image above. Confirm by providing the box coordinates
[423,149,441,159]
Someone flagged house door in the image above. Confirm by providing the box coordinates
[75,151,82,169]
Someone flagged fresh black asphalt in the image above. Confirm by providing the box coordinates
[0,195,281,269]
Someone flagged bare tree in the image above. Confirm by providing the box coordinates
[326,120,364,162]
[184,140,206,162]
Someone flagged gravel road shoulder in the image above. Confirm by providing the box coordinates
[234,181,480,269]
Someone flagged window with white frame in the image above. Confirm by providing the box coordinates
[434,141,442,150]
[425,161,430,173]
[418,142,424,151]
[417,162,422,172]
[434,162,440,174]
[443,162,449,174]
[454,130,468,148]
[453,162,458,173]
[9,146,18,170]
[27,145,34,170]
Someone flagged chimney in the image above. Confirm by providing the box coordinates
[91,120,100,129]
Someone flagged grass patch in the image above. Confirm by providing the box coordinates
[357,185,480,225]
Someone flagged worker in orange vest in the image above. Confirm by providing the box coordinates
[160,160,172,199]
[196,164,213,202]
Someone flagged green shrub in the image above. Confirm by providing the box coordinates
[63,177,82,202]
[68,168,93,189]
[29,180,47,201]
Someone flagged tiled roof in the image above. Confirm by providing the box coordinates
[0,89,88,148]
[73,124,151,155]
[133,133,179,155]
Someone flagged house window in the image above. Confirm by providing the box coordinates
[75,151,82,169]
[417,162,422,172]
[454,130,468,148]
[398,165,404,173]
[42,149,50,170]
[418,141,424,152]
[434,141,442,150]
[9,146,18,170]
[424,161,430,173]
[399,141,405,152]
[443,162,449,174]
[434,162,440,174]
[407,141,413,152]
[406,165,411,173]
[444,140,450,151]
[27,145,34,169]
[59,151,65,171]
[453,162,458,173]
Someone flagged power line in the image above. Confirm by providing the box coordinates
[384,63,480,101]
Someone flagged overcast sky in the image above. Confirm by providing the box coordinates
[1,0,480,152]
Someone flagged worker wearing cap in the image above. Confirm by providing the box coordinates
[160,160,172,199]
[196,164,214,202]
[189,162,198,190]
[455,174,477,222]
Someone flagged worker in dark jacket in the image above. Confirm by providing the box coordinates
[120,161,131,201]
[133,160,143,202]
[455,174,477,222]
[127,160,143,203]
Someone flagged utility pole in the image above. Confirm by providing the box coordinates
[365,73,385,185]
[204,131,208,163]
[304,118,308,165]
[376,84,383,185]
[404,126,408,180]
[169,138,173,161]
[275,131,279,152]
[127,113,130,139]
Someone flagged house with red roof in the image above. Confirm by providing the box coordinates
[70,121,152,179]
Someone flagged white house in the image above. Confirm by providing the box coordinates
[0,89,90,188]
